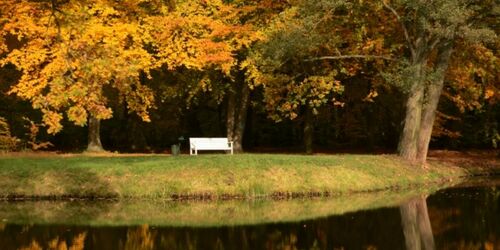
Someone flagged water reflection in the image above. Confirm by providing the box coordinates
[0,178,498,250]
[400,196,435,250]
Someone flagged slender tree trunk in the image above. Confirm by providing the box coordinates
[400,196,435,250]
[304,107,313,154]
[416,43,454,164]
[233,83,250,153]
[87,115,104,152]
[398,62,425,162]
[226,86,236,144]
[226,81,250,153]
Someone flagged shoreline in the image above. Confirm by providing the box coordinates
[0,153,483,201]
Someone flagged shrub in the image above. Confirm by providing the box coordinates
[0,117,20,152]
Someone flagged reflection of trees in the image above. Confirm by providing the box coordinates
[18,232,86,250]
[124,225,155,250]
[428,185,500,250]
[400,196,435,250]
[0,208,405,249]
[1,182,498,249]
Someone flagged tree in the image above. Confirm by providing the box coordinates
[248,0,391,153]
[382,0,497,164]
[1,0,157,151]
[149,0,268,153]
[433,40,499,149]
[0,0,258,152]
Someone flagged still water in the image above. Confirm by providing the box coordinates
[0,178,498,250]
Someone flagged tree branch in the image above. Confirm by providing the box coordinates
[304,55,396,62]
[50,0,62,38]
[382,1,414,55]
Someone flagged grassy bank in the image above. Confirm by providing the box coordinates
[0,154,466,200]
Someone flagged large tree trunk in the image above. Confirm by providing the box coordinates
[416,43,454,164]
[87,115,104,152]
[400,196,435,250]
[304,107,313,154]
[398,62,425,162]
[226,81,250,153]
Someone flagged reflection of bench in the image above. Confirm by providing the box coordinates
[189,137,233,155]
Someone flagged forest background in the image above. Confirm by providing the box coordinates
[0,0,497,165]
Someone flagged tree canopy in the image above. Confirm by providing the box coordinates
[0,0,497,162]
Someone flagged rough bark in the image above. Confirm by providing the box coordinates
[86,115,104,152]
[398,62,425,162]
[304,107,313,154]
[400,196,435,250]
[226,81,250,153]
[416,43,454,164]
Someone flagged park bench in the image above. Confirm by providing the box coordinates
[189,137,233,155]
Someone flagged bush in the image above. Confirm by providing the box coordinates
[0,117,20,152]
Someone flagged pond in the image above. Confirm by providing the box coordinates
[0,177,498,250]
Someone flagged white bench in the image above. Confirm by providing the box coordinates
[189,137,233,155]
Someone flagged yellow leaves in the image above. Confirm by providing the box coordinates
[123,84,155,123]
[2,0,258,134]
[445,42,499,111]
[262,73,345,121]
[67,106,88,126]
[90,105,113,121]
[0,116,20,151]
[42,111,63,135]
[147,0,259,75]
[1,0,160,134]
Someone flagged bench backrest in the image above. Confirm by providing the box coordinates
[189,137,230,149]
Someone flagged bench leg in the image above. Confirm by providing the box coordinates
[231,147,233,155]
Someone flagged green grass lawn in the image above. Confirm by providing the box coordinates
[0,154,466,200]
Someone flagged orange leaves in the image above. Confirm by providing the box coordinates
[484,89,495,100]
[445,42,499,112]
[42,110,63,135]
[1,0,159,134]
[147,0,260,75]
[361,38,385,55]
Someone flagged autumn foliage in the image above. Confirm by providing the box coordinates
[0,0,497,159]
[0,0,259,134]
